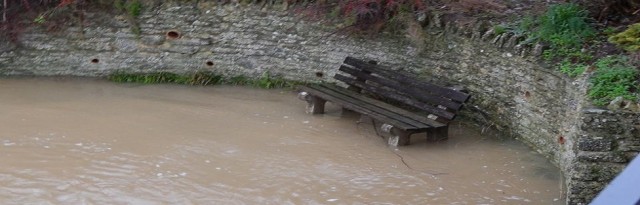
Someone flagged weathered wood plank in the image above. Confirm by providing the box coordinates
[307,95,326,114]
[427,126,449,141]
[305,84,436,129]
[338,65,463,111]
[299,86,426,131]
[334,74,456,121]
[347,64,369,93]
[309,84,438,128]
[389,127,413,146]
[319,84,446,128]
[343,57,470,103]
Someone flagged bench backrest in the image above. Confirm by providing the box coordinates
[334,57,470,122]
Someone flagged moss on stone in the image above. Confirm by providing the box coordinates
[609,23,640,52]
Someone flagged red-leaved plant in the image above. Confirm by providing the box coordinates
[1,0,81,41]
[338,0,426,31]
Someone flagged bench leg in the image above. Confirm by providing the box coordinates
[427,126,449,141]
[306,95,326,114]
[342,107,355,114]
[388,128,411,146]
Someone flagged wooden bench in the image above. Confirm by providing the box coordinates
[297,57,470,146]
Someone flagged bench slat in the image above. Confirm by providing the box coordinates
[301,86,421,131]
[308,84,433,129]
[343,57,470,103]
[318,84,446,128]
[335,74,456,121]
[310,85,431,128]
[300,85,432,131]
[339,65,463,111]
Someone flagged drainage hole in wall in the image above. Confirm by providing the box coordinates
[166,30,181,39]
[206,61,214,66]
[524,91,531,99]
[91,59,99,63]
[315,72,324,78]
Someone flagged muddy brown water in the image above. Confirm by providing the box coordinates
[0,78,565,205]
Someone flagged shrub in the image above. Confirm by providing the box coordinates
[534,3,595,49]
[519,3,595,62]
[588,55,639,106]
[609,23,640,52]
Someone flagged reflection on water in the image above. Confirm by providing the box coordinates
[0,78,565,204]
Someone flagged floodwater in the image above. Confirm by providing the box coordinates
[0,78,565,205]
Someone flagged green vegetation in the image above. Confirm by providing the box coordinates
[588,56,639,106]
[227,75,251,86]
[493,24,507,35]
[108,71,301,89]
[534,4,594,49]
[533,3,595,61]
[108,71,223,85]
[609,23,640,52]
[115,0,143,17]
[513,16,535,37]
[500,3,639,106]
[33,15,47,24]
[496,3,597,78]
[114,0,126,10]
[253,72,290,89]
[558,60,587,77]
[602,27,618,36]
[223,72,298,89]
[497,4,595,62]
[114,0,143,35]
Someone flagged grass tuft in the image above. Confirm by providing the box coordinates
[108,71,222,85]
[108,71,303,89]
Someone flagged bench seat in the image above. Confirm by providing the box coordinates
[298,57,470,146]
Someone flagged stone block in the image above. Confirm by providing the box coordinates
[618,139,640,152]
[577,151,627,163]
[140,35,165,45]
[532,43,545,56]
[578,137,613,152]
[583,108,608,114]
[571,163,625,182]
[568,181,606,205]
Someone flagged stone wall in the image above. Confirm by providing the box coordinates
[0,2,638,204]
[570,109,640,204]
[0,2,418,80]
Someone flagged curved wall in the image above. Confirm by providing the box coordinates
[1,2,638,204]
